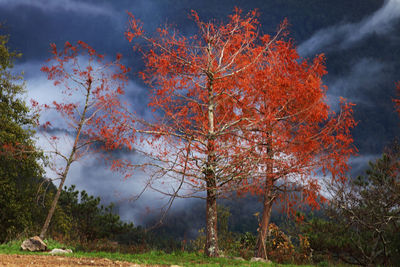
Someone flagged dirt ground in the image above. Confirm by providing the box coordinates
[0,254,169,267]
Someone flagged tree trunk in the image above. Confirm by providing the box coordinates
[205,178,218,257]
[255,187,274,258]
[204,74,218,257]
[39,172,67,239]
[255,133,274,259]
[40,158,75,239]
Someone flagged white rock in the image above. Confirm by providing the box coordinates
[250,257,271,263]
[49,248,73,255]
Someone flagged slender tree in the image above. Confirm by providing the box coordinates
[124,8,286,257]
[36,41,132,239]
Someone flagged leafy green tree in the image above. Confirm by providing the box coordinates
[0,34,45,242]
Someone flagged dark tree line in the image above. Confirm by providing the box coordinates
[301,143,400,266]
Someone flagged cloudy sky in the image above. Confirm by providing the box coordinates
[1,0,400,224]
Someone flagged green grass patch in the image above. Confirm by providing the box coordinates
[0,239,315,266]
[0,238,73,253]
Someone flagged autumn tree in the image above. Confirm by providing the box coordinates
[36,41,132,239]
[124,9,288,257]
[236,39,356,258]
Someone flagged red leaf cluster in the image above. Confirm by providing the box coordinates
[125,9,356,211]
[38,41,135,161]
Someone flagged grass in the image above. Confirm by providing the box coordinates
[0,239,316,266]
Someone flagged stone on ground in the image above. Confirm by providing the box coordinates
[250,257,272,263]
[20,236,47,252]
[49,248,73,255]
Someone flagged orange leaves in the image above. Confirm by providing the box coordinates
[122,9,356,221]
[190,10,200,23]
[125,12,144,41]
[393,82,400,116]
[124,9,284,195]
[30,99,39,107]
[36,40,137,168]
[226,15,357,216]
[42,121,52,129]
[116,86,124,95]
[50,43,57,55]
[77,40,97,57]
[52,101,77,116]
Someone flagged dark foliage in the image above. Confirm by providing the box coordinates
[302,144,400,266]
[0,34,46,242]
[49,185,135,244]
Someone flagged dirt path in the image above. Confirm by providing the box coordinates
[0,254,167,266]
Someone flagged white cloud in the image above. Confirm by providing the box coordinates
[325,58,389,109]
[319,154,379,198]
[0,0,116,17]
[298,0,400,56]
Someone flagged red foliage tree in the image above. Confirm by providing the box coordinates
[36,41,132,239]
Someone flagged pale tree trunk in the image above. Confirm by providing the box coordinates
[204,120,219,257]
[205,178,218,257]
[39,81,92,239]
[204,75,219,257]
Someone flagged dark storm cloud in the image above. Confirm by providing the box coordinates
[0,0,128,62]
[0,0,201,65]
